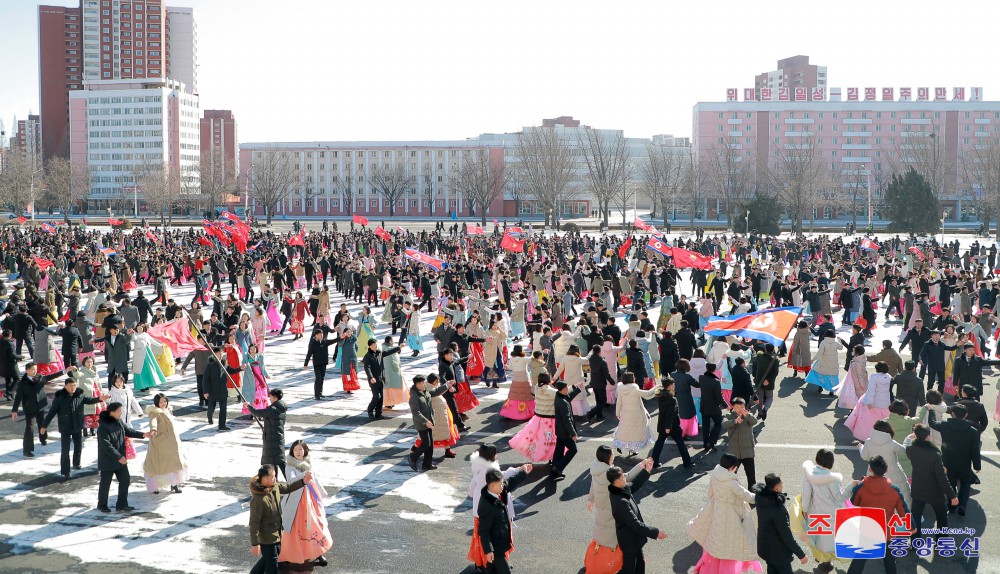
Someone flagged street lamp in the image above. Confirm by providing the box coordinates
[745,210,750,235]
[940,210,947,244]
[860,163,872,230]
[244,165,255,216]
[29,167,44,221]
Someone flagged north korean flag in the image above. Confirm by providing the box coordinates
[645,236,673,258]
[908,246,927,261]
[40,223,56,234]
[705,306,804,347]
[860,237,879,251]
[404,248,445,271]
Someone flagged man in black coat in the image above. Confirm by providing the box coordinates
[890,361,925,416]
[362,340,386,421]
[203,346,237,431]
[607,465,665,573]
[693,365,726,451]
[11,362,70,456]
[303,326,335,400]
[952,385,989,435]
[96,402,152,512]
[752,344,780,420]
[905,423,957,535]
[245,388,288,477]
[97,324,132,389]
[674,322,696,360]
[918,331,957,393]
[839,325,866,371]
[899,319,931,366]
[928,405,981,515]
[133,290,154,325]
[586,346,612,422]
[477,469,518,574]
[951,344,1000,398]
[0,329,22,400]
[12,305,37,357]
[550,380,581,480]
[753,474,807,573]
[41,375,107,479]
[57,319,83,368]
[728,356,754,405]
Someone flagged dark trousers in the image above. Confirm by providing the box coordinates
[4,374,16,398]
[765,560,794,574]
[947,469,974,511]
[249,542,281,574]
[484,553,512,574]
[279,314,291,335]
[410,428,434,468]
[107,369,129,390]
[367,380,384,417]
[847,554,896,574]
[701,413,723,448]
[444,391,462,427]
[650,427,691,466]
[207,397,228,428]
[911,497,948,533]
[15,336,34,358]
[552,436,577,471]
[60,430,83,475]
[587,385,608,419]
[314,363,327,398]
[736,457,756,487]
[925,370,946,392]
[97,466,131,509]
[22,412,46,454]
[620,550,646,574]
[195,374,205,405]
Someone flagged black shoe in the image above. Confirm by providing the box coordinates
[97,506,112,513]
[374,415,386,420]
[313,556,328,567]
[760,409,768,421]
[72,465,82,470]
[550,470,566,480]
[40,440,47,446]
[957,507,966,517]
[422,464,438,471]
[458,425,471,432]
[218,426,232,431]
[683,461,695,468]
[61,472,71,480]
[171,485,182,493]
[117,505,136,512]
[408,456,418,472]
[444,450,456,458]
[207,418,213,426]
[23,452,34,457]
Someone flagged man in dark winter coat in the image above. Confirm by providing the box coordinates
[303,326,335,400]
[693,364,726,451]
[890,361,925,416]
[0,329,22,400]
[927,405,981,516]
[753,474,807,573]
[951,344,1000,398]
[752,344,780,420]
[550,379,581,480]
[362,340,386,421]
[204,346,239,431]
[586,346,612,422]
[607,465,666,573]
[407,374,449,471]
[245,388,288,476]
[57,320,83,368]
[96,402,152,512]
[12,363,71,456]
[97,324,132,389]
[674,322,696,360]
[41,375,108,479]
[477,468,519,574]
[918,331,957,393]
[905,423,957,535]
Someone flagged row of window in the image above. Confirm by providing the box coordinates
[88,119,163,127]
[88,96,162,104]
[261,149,462,160]
[89,130,162,138]
[89,142,162,150]
[721,111,1000,120]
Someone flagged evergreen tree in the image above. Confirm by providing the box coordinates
[884,168,940,233]
[738,192,783,236]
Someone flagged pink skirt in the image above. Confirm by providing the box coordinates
[36,350,65,376]
[509,416,557,462]
[721,389,733,406]
[679,416,699,438]
[499,399,535,421]
[844,404,891,441]
[692,550,762,574]
[835,372,862,410]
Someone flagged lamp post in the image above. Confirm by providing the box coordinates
[940,210,947,244]
[745,210,750,235]
[244,165,254,216]
[29,167,44,221]
[860,163,872,230]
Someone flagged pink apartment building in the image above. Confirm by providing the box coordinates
[694,86,999,221]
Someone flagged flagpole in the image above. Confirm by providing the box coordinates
[179,311,264,431]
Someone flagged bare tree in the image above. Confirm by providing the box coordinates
[0,149,36,213]
[686,150,710,228]
[639,143,689,228]
[449,148,506,225]
[515,128,578,227]
[883,127,955,201]
[963,131,1000,238]
[133,157,182,227]
[198,144,238,216]
[39,157,86,213]
[300,172,319,216]
[367,162,412,217]
[578,130,633,227]
[335,163,355,216]
[248,148,298,225]
[706,142,755,227]
[505,164,528,218]
[421,170,436,216]
[767,135,829,233]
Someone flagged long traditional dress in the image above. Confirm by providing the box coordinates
[482,328,507,385]
[500,355,534,420]
[290,299,309,335]
[33,327,65,376]
[787,326,812,373]
[509,384,558,462]
[356,313,377,358]
[252,313,268,351]
[224,343,243,400]
[466,324,487,380]
[338,334,361,392]
[78,366,105,430]
[382,344,406,406]
[554,354,589,416]
[278,455,332,564]
[612,383,658,451]
[804,337,841,392]
[241,353,271,415]
[688,465,763,574]
[143,405,188,492]
[132,333,166,392]
[835,355,868,410]
[844,372,892,440]
[405,309,424,352]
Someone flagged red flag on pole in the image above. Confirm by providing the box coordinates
[33,256,55,270]
[617,235,633,260]
[908,246,927,261]
[374,226,391,241]
[198,236,213,247]
[669,246,714,270]
[466,222,485,235]
[145,229,160,242]
[500,227,525,252]
[108,218,123,226]
[395,225,406,232]
[288,230,306,247]
[16,216,26,224]
[147,319,209,358]
[633,217,651,231]
[352,214,369,226]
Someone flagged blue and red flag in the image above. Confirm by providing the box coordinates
[404,248,445,271]
[101,247,117,257]
[645,236,673,258]
[40,223,56,234]
[860,237,879,251]
[704,306,803,347]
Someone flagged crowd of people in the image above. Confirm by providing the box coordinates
[1,216,994,573]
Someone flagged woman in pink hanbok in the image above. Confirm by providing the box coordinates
[241,344,271,415]
[835,345,868,410]
[251,307,268,352]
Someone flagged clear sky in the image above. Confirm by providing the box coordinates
[2,0,999,144]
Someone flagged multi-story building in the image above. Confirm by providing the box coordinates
[12,115,44,170]
[38,4,84,161]
[694,86,996,221]
[754,55,827,97]
[200,109,238,191]
[70,79,201,212]
[238,141,508,218]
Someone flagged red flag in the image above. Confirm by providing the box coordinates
[395,225,406,232]
[403,248,445,271]
[288,230,305,247]
[33,256,54,270]
[220,211,250,234]
[40,223,56,234]
[860,237,879,251]
[669,246,714,270]
[374,226,391,241]
[353,214,369,226]
[198,236,213,247]
[908,246,927,261]
[633,217,651,231]
[145,229,160,243]
[617,235,633,260]
[60,309,70,322]
[466,222,485,235]
[500,227,525,252]
[147,319,209,358]
[16,216,26,224]
[108,218,123,226]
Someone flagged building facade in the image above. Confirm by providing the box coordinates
[12,115,44,170]
[694,87,999,221]
[238,141,507,218]
[38,4,84,161]
[200,110,238,196]
[754,55,827,97]
[70,79,200,212]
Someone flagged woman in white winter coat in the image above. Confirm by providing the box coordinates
[108,373,143,428]
[468,444,531,571]
[612,373,659,456]
[859,420,912,507]
[281,440,331,567]
[553,345,589,416]
[914,389,948,447]
[796,449,856,569]
[585,445,653,573]
[687,454,762,572]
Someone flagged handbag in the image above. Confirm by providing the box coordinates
[124,437,136,460]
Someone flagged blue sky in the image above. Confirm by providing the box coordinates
[2,0,999,144]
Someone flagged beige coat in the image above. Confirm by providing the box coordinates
[143,405,187,478]
[687,465,759,561]
[588,460,646,548]
[613,383,658,446]
[812,337,840,376]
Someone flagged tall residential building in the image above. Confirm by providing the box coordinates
[754,56,827,98]
[200,109,238,185]
[38,4,84,161]
[166,6,197,93]
[12,115,44,170]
